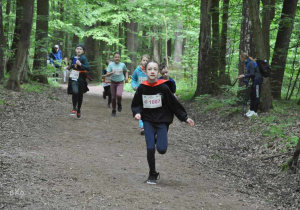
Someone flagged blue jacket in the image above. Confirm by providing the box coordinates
[131,66,147,90]
[158,77,176,94]
[49,50,62,67]
[245,59,262,81]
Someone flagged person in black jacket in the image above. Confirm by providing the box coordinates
[67,44,90,119]
[238,52,263,117]
[131,61,194,184]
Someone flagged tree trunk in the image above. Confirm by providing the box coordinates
[0,0,4,80]
[125,19,138,73]
[167,39,172,58]
[194,0,213,96]
[32,0,49,84]
[262,0,275,59]
[6,0,22,73]
[211,0,220,89]
[94,40,101,82]
[238,0,255,87]
[219,0,231,86]
[247,0,273,112]
[6,0,34,90]
[84,35,96,78]
[270,0,298,99]
[288,138,300,174]
[173,22,183,68]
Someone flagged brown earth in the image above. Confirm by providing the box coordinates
[0,84,280,209]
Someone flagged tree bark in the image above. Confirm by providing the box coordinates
[270,0,298,99]
[238,0,255,87]
[288,138,300,173]
[0,0,4,80]
[6,0,34,90]
[32,0,49,83]
[173,22,183,68]
[6,0,22,73]
[247,0,273,112]
[219,0,231,86]
[125,19,138,73]
[194,0,213,96]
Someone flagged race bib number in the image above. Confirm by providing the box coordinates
[142,95,162,108]
[139,77,147,84]
[104,76,111,83]
[70,70,79,79]
[114,69,123,75]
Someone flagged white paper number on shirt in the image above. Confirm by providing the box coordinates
[138,77,147,84]
[114,69,123,75]
[105,76,111,83]
[70,70,79,79]
[142,94,162,108]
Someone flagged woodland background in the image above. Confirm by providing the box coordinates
[0,0,300,173]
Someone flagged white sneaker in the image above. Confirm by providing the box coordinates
[244,110,251,116]
[246,111,258,117]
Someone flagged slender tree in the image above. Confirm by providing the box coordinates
[0,0,4,80]
[211,0,220,86]
[32,0,49,83]
[6,0,34,90]
[270,0,298,99]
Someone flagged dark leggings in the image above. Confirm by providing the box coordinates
[104,86,111,105]
[144,121,169,174]
[250,79,263,112]
[71,81,84,112]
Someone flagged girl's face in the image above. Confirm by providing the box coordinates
[76,47,84,56]
[146,62,159,82]
[141,57,149,67]
[160,68,169,80]
[114,54,121,64]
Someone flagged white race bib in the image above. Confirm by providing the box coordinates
[142,95,162,108]
[114,69,123,75]
[104,76,111,83]
[139,77,147,84]
[70,70,79,79]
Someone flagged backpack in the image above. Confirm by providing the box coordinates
[256,59,271,77]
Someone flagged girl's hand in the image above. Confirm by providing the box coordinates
[125,78,128,83]
[76,60,82,66]
[135,114,141,120]
[134,87,137,91]
[186,118,194,126]
[237,74,245,79]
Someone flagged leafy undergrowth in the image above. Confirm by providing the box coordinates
[179,94,300,209]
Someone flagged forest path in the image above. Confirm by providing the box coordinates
[1,84,271,209]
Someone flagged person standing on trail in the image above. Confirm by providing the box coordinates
[131,61,194,185]
[105,52,129,117]
[131,54,150,135]
[49,45,62,78]
[102,60,112,108]
[67,44,90,119]
[238,52,263,117]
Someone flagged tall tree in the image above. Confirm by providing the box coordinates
[219,0,230,85]
[0,0,4,80]
[194,0,213,96]
[238,0,255,87]
[247,0,273,112]
[6,0,22,72]
[32,0,49,84]
[6,0,34,90]
[270,0,298,99]
[173,22,183,68]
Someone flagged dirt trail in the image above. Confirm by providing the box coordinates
[0,84,271,209]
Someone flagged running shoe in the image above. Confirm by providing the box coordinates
[103,91,106,99]
[71,109,76,115]
[146,172,160,185]
[111,110,116,117]
[117,103,122,112]
[140,127,144,135]
[77,112,81,119]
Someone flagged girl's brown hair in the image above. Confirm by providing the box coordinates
[240,52,256,62]
[145,60,159,70]
[140,54,150,65]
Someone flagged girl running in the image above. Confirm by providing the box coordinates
[131,61,194,184]
[67,44,90,119]
[131,54,150,134]
[102,60,112,108]
[105,52,129,116]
